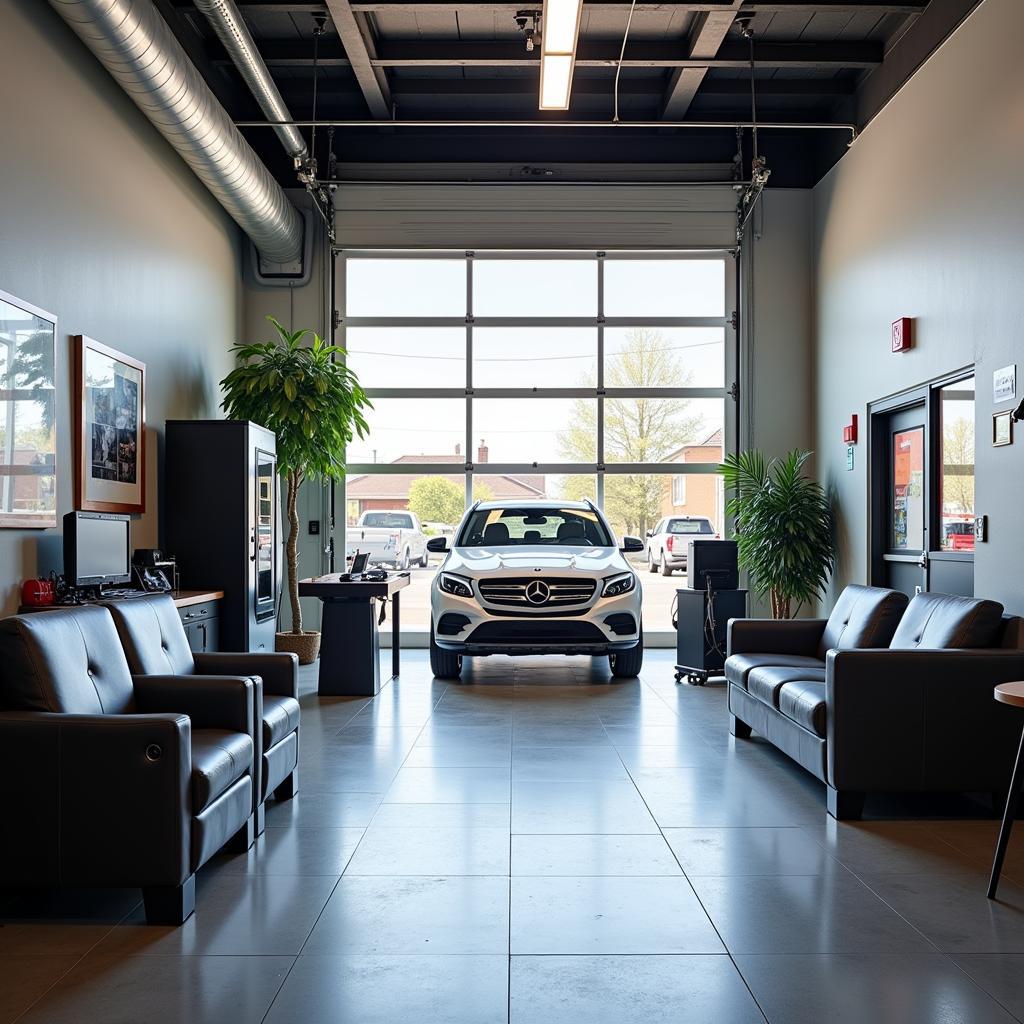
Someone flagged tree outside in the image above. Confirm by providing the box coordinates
[407,476,493,528]
[558,328,705,537]
[942,415,975,516]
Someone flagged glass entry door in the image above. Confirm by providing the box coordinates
[881,404,929,596]
[255,450,277,622]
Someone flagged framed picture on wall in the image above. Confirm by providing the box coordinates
[993,409,1013,448]
[0,289,58,529]
[74,335,146,513]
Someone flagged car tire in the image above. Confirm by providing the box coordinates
[400,549,410,571]
[609,628,644,678]
[430,626,463,679]
[660,554,673,577]
[647,551,658,573]
[418,552,429,568]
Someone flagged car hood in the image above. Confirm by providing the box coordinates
[444,545,629,577]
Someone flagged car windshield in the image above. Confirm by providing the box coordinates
[668,519,713,534]
[458,507,612,547]
[362,513,414,529]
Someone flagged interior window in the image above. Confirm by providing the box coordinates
[938,376,975,551]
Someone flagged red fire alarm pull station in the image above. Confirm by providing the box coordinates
[891,317,913,353]
[843,414,858,445]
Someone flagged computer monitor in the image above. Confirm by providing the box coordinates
[63,511,132,587]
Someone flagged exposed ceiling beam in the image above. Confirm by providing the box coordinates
[324,0,393,118]
[661,0,741,120]
[239,39,882,68]
[172,1,926,12]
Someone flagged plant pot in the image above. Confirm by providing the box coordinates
[275,631,321,665]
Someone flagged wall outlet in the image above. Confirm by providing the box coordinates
[974,515,987,542]
[308,520,320,535]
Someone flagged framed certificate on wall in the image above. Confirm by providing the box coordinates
[74,335,146,514]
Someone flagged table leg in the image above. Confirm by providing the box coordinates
[392,590,400,678]
[988,723,1024,899]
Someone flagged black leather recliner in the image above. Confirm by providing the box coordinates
[727,588,1024,819]
[104,594,300,832]
[0,605,256,925]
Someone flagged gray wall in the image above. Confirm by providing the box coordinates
[813,0,1023,612]
[0,0,242,615]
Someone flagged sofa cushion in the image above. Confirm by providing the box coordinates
[890,593,1005,650]
[748,665,826,709]
[725,653,825,690]
[263,695,301,749]
[105,594,195,677]
[191,729,253,813]
[778,680,827,738]
[818,585,909,659]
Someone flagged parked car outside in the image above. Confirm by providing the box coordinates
[347,510,428,570]
[645,515,717,576]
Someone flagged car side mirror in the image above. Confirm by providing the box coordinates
[645,531,653,538]
[426,536,449,553]
[621,536,645,553]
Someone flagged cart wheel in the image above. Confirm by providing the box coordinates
[674,671,683,684]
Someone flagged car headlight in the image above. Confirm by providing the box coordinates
[439,572,474,598]
[602,571,636,597]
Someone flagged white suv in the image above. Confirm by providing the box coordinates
[428,500,645,680]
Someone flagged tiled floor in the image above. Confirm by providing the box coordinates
[6,651,1024,1022]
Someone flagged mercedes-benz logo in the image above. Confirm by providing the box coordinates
[525,580,550,605]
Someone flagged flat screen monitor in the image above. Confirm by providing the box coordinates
[63,511,132,587]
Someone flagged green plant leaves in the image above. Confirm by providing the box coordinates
[720,448,835,616]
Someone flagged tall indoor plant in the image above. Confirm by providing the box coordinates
[719,449,835,619]
[221,316,370,662]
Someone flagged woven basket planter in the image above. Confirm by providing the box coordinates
[275,631,321,665]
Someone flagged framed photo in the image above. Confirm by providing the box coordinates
[992,409,1013,448]
[74,336,146,513]
[0,289,58,529]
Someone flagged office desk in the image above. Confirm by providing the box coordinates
[299,573,409,697]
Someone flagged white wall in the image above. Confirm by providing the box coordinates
[813,0,1024,612]
[0,0,242,615]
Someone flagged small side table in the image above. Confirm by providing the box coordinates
[987,681,1024,899]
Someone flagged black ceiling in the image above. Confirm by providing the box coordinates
[155,0,964,187]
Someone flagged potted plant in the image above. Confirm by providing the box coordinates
[719,449,835,619]
[221,316,371,663]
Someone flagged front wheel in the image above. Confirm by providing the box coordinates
[609,630,644,678]
[430,627,463,679]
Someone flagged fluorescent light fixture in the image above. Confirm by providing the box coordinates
[539,0,583,110]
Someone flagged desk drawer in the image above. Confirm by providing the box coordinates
[178,600,219,625]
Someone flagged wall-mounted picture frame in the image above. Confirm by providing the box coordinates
[993,409,1013,448]
[74,335,146,514]
[0,288,58,529]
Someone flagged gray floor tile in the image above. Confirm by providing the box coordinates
[264,954,509,1024]
[735,954,1018,1024]
[0,955,78,1024]
[303,876,510,954]
[511,744,631,781]
[205,826,364,877]
[346,827,510,875]
[510,955,765,1024]
[16,954,292,1024]
[951,954,1024,1020]
[264,790,382,828]
[690,870,935,954]
[511,834,682,876]
[0,888,140,956]
[384,765,511,804]
[404,743,511,767]
[664,827,835,876]
[370,802,511,828]
[510,876,723,953]
[512,722,614,746]
[512,779,658,834]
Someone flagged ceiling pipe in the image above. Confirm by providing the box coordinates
[48,0,303,264]
[193,0,309,162]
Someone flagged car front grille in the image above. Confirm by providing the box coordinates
[478,577,597,608]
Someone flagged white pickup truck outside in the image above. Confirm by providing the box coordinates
[347,510,429,570]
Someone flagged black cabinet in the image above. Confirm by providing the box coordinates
[178,600,220,654]
[165,421,281,653]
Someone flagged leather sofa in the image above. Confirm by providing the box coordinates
[0,605,256,924]
[104,594,300,832]
[727,588,1024,819]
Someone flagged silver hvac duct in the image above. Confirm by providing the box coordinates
[193,0,308,162]
[48,0,303,265]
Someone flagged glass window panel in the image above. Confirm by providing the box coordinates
[347,398,465,465]
[473,473,595,506]
[346,259,466,317]
[345,328,466,389]
[604,327,724,388]
[939,376,975,551]
[473,328,596,388]
[603,398,725,464]
[473,260,597,317]
[604,259,725,317]
[474,397,596,464]
[891,427,925,551]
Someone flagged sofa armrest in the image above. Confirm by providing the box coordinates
[133,674,256,736]
[0,711,191,887]
[826,648,1024,792]
[727,618,827,658]
[194,651,298,699]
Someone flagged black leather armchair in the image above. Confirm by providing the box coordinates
[727,588,1024,819]
[104,595,300,832]
[0,605,256,924]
